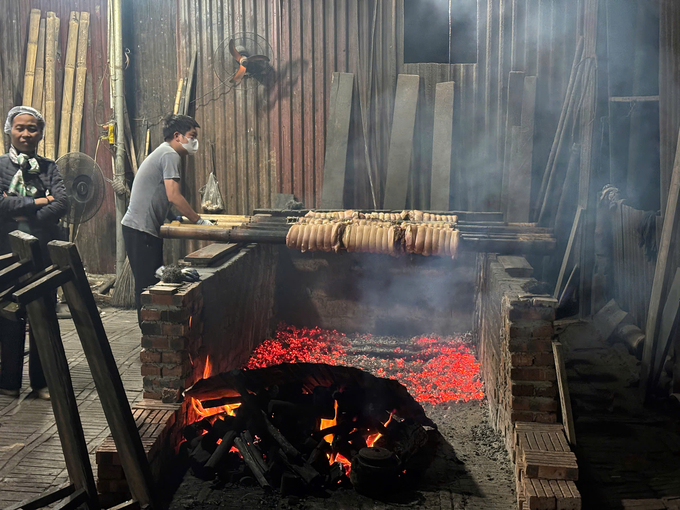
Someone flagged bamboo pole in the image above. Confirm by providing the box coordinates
[22,9,42,105]
[44,12,59,160]
[173,78,184,114]
[32,19,46,112]
[58,12,80,158]
[70,12,90,153]
[112,0,127,282]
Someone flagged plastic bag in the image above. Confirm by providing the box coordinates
[200,172,225,213]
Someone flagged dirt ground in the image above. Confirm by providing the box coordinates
[164,399,516,510]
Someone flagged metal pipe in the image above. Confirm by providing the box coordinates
[111,0,126,281]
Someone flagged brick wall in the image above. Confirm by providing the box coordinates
[475,254,559,452]
[139,244,277,402]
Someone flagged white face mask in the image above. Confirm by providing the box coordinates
[181,136,199,156]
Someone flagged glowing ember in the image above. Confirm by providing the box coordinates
[246,324,349,368]
[189,395,241,423]
[245,324,484,405]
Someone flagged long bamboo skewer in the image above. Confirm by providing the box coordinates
[58,12,80,158]
[44,12,59,160]
[70,11,90,153]
[32,19,46,112]
[22,9,42,106]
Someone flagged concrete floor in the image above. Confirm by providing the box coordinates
[0,308,141,508]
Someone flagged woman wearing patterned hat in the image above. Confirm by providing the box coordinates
[0,106,68,400]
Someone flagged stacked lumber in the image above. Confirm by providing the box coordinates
[514,422,581,510]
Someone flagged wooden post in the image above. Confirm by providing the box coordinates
[48,240,158,508]
[554,206,583,300]
[553,341,576,446]
[58,12,80,158]
[642,127,680,399]
[8,231,100,509]
[383,74,420,210]
[321,72,355,209]
[507,76,537,223]
[430,81,455,211]
[501,71,526,214]
[32,18,47,112]
[23,9,42,105]
[44,12,59,160]
[70,11,89,153]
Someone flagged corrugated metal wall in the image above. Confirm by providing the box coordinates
[0,0,114,274]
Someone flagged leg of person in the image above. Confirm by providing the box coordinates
[0,316,27,396]
[123,225,163,324]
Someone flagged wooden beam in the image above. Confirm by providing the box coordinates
[501,71,525,214]
[552,341,576,446]
[320,72,354,209]
[554,206,583,300]
[47,240,158,508]
[506,76,537,223]
[184,243,240,267]
[642,128,680,398]
[8,232,100,509]
[3,484,75,510]
[430,81,455,211]
[384,74,420,210]
[498,255,533,277]
[650,268,680,391]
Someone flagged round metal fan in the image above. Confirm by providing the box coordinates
[56,152,105,233]
[213,32,273,90]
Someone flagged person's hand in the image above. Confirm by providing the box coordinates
[34,197,50,206]
[47,195,55,203]
[196,218,215,226]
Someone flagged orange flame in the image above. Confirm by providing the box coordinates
[203,355,213,379]
[189,396,241,422]
[365,412,393,448]
[320,400,339,444]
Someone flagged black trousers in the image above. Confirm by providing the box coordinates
[0,314,48,392]
[122,225,164,324]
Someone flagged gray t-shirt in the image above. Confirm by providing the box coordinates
[121,142,180,237]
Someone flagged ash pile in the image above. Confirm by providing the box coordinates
[179,363,437,498]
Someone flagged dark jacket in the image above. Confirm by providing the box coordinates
[0,153,69,255]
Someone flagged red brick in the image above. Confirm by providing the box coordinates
[151,294,175,306]
[161,307,190,323]
[140,321,161,336]
[143,376,160,391]
[139,309,162,322]
[141,364,161,376]
[140,349,162,363]
[511,352,535,367]
[168,336,189,350]
[511,367,557,382]
[535,412,557,424]
[98,464,125,480]
[162,323,188,337]
[534,352,556,366]
[143,390,162,400]
[159,376,183,389]
[534,384,558,398]
[512,383,536,397]
[162,363,190,378]
[508,321,554,339]
[141,336,170,350]
[508,337,553,353]
[512,396,558,413]
[162,350,189,364]
[161,387,182,403]
[509,306,555,322]
[511,411,536,423]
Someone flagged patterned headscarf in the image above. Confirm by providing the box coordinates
[4,106,45,134]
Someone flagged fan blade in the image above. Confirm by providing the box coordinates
[246,55,270,64]
[230,65,247,85]
[229,39,243,62]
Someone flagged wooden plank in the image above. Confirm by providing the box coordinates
[47,241,158,508]
[553,341,576,446]
[383,74,420,210]
[501,71,526,214]
[498,255,533,277]
[651,268,680,390]
[8,232,99,509]
[430,81,455,211]
[320,72,355,209]
[609,95,659,102]
[507,76,537,223]
[3,484,76,510]
[642,128,680,398]
[554,206,583,299]
[184,243,240,266]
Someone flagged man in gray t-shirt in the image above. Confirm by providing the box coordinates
[121,114,212,322]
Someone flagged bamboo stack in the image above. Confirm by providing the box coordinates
[58,12,80,158]
[70,12,90,153]
[22,9,42,106]
[31,19,46,112]
[43,12,59,160]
